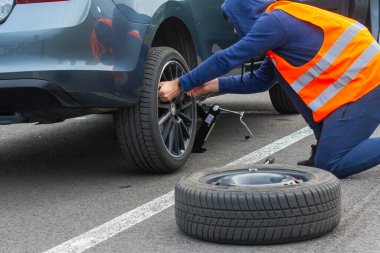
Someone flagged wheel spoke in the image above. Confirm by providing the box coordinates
[179,120,191,138]
[169,64,174,80]
[172,65,177,80]
[159,111,171,126]
[177,112,192,123]
[177,122,185,150]
[163,68,170,82]
[173,122,180,154]
[161,71,169,82]
[162,117,174,142]
[175,64,179,78]
[180,101,193,110]
[168,122,176,153]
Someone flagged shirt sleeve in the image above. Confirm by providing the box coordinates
[179,12,287,91]
[218,57,277,94]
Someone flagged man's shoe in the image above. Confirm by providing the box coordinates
[297,144,317,166]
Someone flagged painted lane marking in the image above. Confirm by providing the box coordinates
[44,126,313,253]
[228,126,313,166]
[44,192,175,253]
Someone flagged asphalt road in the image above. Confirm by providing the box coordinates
[1,93,379,253]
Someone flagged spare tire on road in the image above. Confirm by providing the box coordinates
[175,164,341,244]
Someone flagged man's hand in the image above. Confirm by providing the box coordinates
[158,79,182,102]
[187,78,219,97]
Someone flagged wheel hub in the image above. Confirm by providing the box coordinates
[170,103,176,115]
[201,168,311,188]
[214,172,301,187]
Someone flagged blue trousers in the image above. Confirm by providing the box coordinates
[277,72,380,178]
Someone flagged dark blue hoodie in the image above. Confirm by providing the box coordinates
[179,0,324,94]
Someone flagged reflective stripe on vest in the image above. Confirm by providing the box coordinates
[291,22,366,93]
[309,41,380,112]
[265,1,380,122]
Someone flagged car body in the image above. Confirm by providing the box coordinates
[0,0,235,124]
[0,0,378,172]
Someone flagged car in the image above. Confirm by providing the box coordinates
[0,0,236,173]
[0,0,379,173]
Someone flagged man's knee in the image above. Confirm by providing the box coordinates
[315,155,332,171]
[315,154,348,178]
[315,152,339,172]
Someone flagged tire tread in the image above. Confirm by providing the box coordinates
[175,166,341,244]
[114,47,196,172]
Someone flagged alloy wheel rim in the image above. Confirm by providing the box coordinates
[158,60,194,157]
[200,169,313,188]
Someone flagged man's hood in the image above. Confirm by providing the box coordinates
[221,0,276,38]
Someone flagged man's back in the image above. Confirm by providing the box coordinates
[263,10,324,66]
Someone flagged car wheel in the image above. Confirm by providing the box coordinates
[114,47,197,173]
[269,83,299,114]
[175,164,341,244]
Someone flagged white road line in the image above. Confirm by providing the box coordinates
[229,127,313,166]
[44,192,175,253]
[44,126,313,253]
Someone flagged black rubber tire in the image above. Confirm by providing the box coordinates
[175,164,341,244]
[114,47,197,173]
[269,83,299,114]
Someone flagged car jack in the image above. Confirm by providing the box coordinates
[192,104,254,153]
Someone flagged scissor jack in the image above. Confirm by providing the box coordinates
[192,104,254,153]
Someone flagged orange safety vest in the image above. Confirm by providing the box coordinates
[265,1,380,122]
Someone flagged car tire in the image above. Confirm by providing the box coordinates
[269,83,299,114]
[114,47,197,173]
[175,164,341,244]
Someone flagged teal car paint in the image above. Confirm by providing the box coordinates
[0,0,237,124]
[0,0,375,124]
[0,0,150,111]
